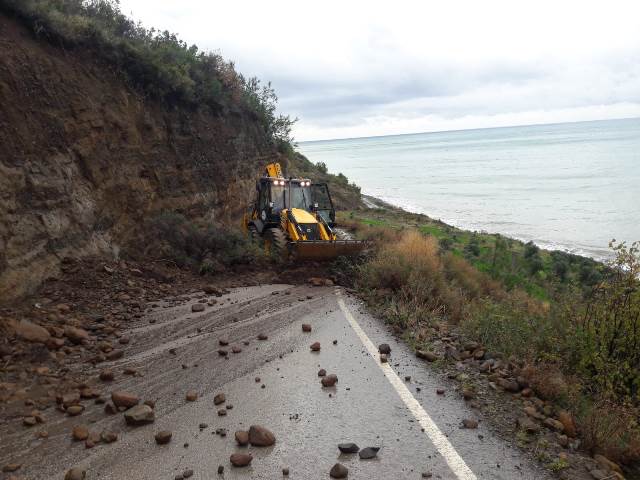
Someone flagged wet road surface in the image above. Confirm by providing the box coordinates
[2,284,551,479]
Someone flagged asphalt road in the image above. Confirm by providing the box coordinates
[2,284,551,479]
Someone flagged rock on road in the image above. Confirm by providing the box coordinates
[1,284,551,479]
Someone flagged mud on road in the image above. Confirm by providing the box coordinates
[2,279,551,479]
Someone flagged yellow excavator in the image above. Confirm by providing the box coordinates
[243,162,367,260]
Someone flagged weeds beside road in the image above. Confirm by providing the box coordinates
[338,207,640,475]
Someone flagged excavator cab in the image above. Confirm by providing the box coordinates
[244,162,366,260]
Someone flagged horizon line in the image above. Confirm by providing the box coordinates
[297,115,640,144]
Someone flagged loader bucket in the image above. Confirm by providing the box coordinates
[290,240,368,261]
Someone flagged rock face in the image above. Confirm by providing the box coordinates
[124,404,155,426]
[0,13,276,303]
[248,425,276,447]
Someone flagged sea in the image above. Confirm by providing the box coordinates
[298,118,640,261]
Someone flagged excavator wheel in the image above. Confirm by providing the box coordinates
[264,228,288,259]
[248,225,261,243]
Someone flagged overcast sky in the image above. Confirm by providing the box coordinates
[119,0,640,141]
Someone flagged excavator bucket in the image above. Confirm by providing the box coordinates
[290,240,368,261]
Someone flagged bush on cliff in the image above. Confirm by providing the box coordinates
[0,0,295,147]
[145,212,264,273]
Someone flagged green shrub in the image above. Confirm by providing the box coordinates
[145,212,264,272]
[572,241,640,400]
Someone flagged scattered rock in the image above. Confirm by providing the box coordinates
[106,349,124,361]
[191,304,205,312]
[436,388,445,395]
[15,320,50,343]
[359,447,380,459]
[65,468,86,480]
[416,350,438,362]
[302,324,312,332]
[589,469,610,480]
[218,349,228,356]
[248,425,276,446]
[516,417,540,434]
[23,416,37,427]
[444,345,461,361]
[235,430,249,446]
[557,411,577,437]
[218,409,227,416]
[183,469,194,478]
[497,378,520,393]
[258,333,268,340]
[217,465,224,475]
[329,463,348,478]
[64,326,90,344]
[338,443,360,454]
[155,430,172,444]
[101,430,118,443]
[66,405,84,416]
[462,388,475,400]
[124,404,155,426]
[230,453,252,467]
[321,374,338,387]
[2,463,21,473]
[310,342,321,351]
[461,419,478,429]
[378,343,391,354]
[318,368,327,377]
[231,346,242,354]
[111,391,139,408]
[214,393,226,405]
[185,390,198,402]
[283,467,290,476]
[544,417,565,432]
[72,425,89,441]
[593,454,623,475]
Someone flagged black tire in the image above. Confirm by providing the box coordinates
[264,228,288,259]
[248,225,261,243]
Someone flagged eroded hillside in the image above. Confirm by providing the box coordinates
[0,10,362,302]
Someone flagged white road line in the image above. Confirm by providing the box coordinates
[336,291,477,480]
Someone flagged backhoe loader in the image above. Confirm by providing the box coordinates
[243,162,367,260]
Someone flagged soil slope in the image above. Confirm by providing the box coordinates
[0,14,276,302]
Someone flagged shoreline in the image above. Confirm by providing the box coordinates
[360,194,612,264]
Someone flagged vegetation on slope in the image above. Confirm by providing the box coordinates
[0,0,295,149]
[339,207,640,468]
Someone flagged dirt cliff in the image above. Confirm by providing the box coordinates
[0,14,275,302]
